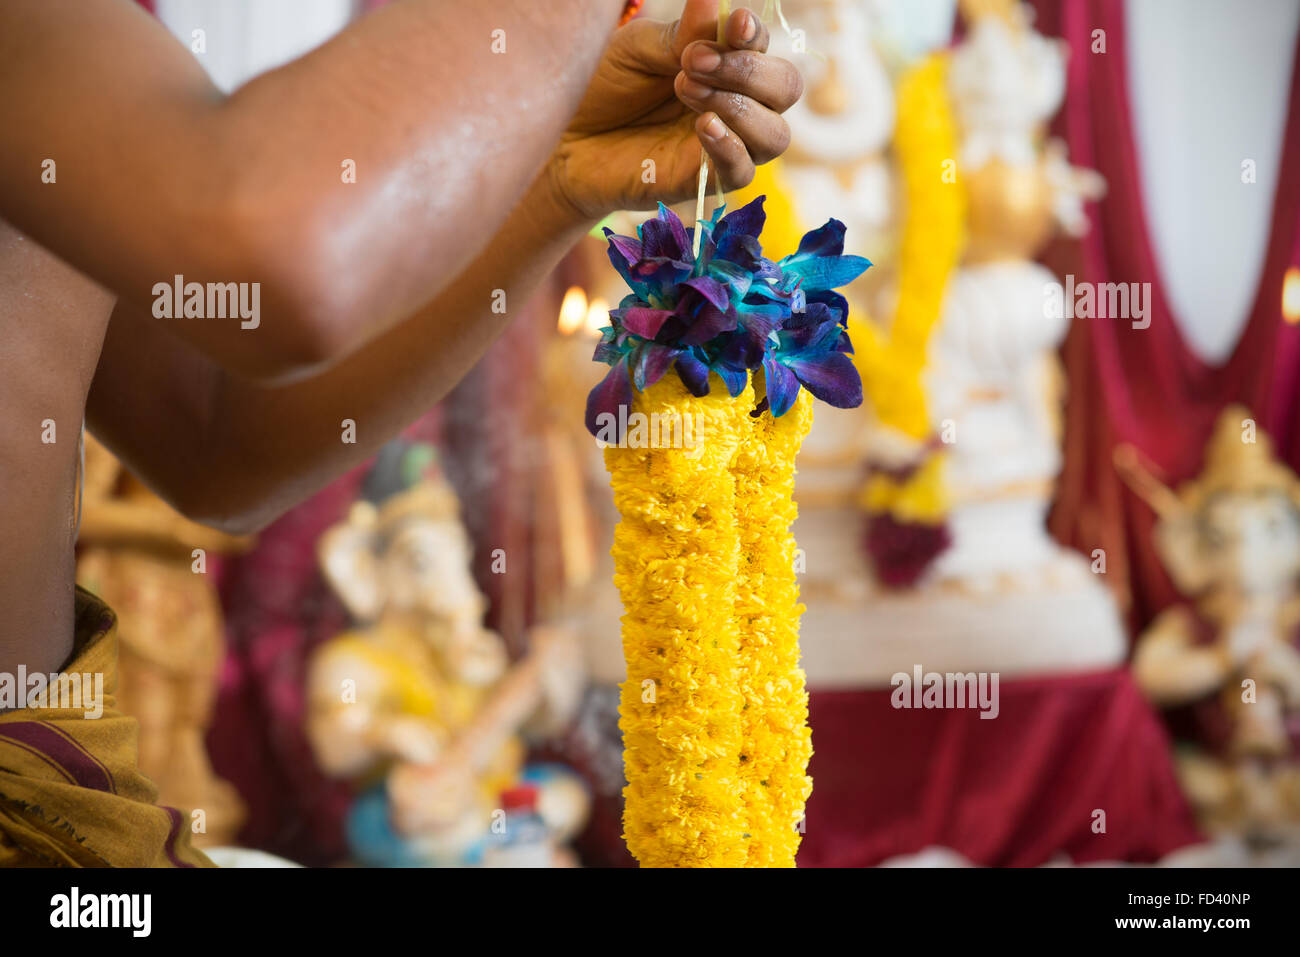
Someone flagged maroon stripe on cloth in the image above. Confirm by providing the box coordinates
[41,722,117,795]
[0,722,114,793]
[163,806,196,868]
[0,734,76,785]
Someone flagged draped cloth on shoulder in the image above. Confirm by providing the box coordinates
[0,587,214,867]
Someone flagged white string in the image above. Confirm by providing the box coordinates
[692,156,710,258]
[692,1,732,259]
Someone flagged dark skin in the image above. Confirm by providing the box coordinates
[0,1,801,685]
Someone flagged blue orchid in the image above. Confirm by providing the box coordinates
[585,196,871,439]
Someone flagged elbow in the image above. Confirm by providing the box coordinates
[214,180,377,383]
[161,455,288,538]
[172,490,284,539]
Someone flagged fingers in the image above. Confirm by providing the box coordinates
[669,0,721,57]
[675,71,792,165]
[723,5,769,53]
[680,42,804,112]
[696,112,756,191]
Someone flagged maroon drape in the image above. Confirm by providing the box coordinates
[1031,0,1300,631]
[800,669,1200,866]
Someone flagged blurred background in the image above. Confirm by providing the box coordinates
[96,0,1300,867]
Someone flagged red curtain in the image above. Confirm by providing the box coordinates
[1030,0,1300,631]
[800,670,1200,866]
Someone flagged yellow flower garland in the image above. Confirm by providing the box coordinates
[609,373,752,867]
[852,52,965,520]
[733,376,813,866]
[607,367,815,867]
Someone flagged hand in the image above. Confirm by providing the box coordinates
[547,0,803,222]
[389,760,475,835]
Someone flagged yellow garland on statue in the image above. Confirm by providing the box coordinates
[853,53,965,517]
[609,373,753,867]
[733,377,814,866]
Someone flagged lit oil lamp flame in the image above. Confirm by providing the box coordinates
[557,286,588,335]
[1284,267,1300,325]
[585,298,609,336]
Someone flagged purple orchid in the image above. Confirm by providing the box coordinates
[585,196,871,439]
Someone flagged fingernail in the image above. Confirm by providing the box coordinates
[690,45,721,73]
[703,115,726,140]
[680,77,713,100]
[741,10,758,42]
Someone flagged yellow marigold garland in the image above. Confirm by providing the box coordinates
[733,375,814,866]
[608,373,753,867]
[592,139,869,866]
[853,52,965,520]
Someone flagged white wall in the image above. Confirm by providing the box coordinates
[1127,0,1300,362]
[155,0,358,93]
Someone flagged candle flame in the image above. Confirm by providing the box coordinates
[586,298,610,336]
[558,286,588,335]
[1284,267,1300,325]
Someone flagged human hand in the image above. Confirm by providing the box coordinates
[547,0,803,222]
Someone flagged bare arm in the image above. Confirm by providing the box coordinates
[0,0,623,378]
[85,6,803,531]
[87,171,590,532]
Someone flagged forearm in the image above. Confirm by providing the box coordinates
[88,171,596,532]
[1,0,622,376]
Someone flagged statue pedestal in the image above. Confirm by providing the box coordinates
[794,504,1127,688]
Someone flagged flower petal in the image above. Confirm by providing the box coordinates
[641,215,691,263]
[716,363,749,397]
[657,203,691,260]
[675,352,711,396]
[781,254,872,292]
[763,358,802,417]
[632,342,679,390]
[621,307,676,340]
[793,218,846,258]
[787,352,863,408]
[585,360,634,439]
[717,195,767,241]
[682,276,730,311]
[680,303,738,346]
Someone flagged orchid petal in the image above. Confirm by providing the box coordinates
[717,195,767,241]
[680,303,738,346]
[675,352,711,396]
[621,307,676,340]
[792,219,846,258]
[585,360,634,439]
[682,276,730,311]
[763,359,802,417]
[716,363,749,397]
[780,254,872,292]
[787,353,863,409]
[632,342,679,390]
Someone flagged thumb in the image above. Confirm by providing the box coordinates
[672,0,720,56]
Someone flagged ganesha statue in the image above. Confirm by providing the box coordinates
[1122,407,1300,850]
[306,441,588,866]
